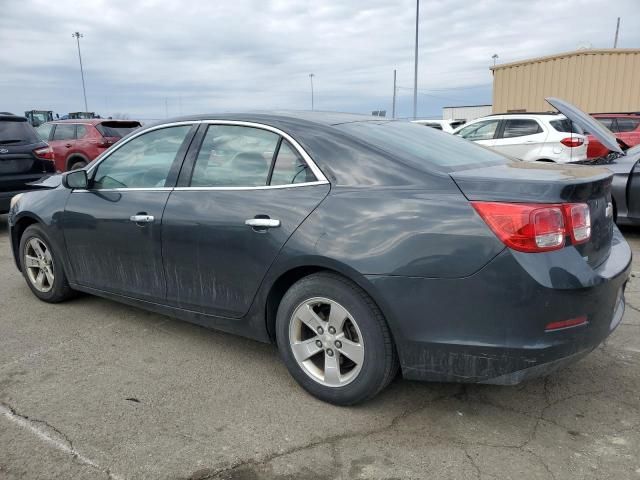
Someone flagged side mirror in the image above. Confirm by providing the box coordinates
[62,169,88,189]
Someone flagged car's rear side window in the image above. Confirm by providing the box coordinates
[0,119,41,145]
[270,140,316,185]
[550,119,582,134]
[76,125,89,138]
[337,120,507,172]
[52,124,76,141]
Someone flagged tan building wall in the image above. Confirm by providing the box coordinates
[491,49,640,114]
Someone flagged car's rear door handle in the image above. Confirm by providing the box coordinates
[65,143,72,148]
[245,218,280,228]
[130,214,154,223]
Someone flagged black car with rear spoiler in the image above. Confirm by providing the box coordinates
[0,114,55,213]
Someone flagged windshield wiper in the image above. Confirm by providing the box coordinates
[0,139,23,144]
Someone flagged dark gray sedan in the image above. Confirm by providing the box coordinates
[7,112,630,405]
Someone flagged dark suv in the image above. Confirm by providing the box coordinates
[36,119,141,171]
[0,114,55,213]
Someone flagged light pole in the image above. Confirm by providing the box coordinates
[413,0,419,119]
[72,32,88,112]
[492,53,499,66]
[309,73,315,111]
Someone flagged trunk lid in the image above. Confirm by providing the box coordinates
[451,161,614,267]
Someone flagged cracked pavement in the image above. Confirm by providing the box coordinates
[0,215,639,480]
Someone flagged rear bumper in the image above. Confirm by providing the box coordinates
[367,227,631,384]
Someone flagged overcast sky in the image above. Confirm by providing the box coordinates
[2,0,639,120]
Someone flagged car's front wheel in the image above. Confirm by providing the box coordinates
[276,272,398,405]
[19,224,75,303]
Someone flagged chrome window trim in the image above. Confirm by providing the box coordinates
[174,180,328,191]
[83,119,330,192]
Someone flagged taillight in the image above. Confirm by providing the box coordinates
[565,203,591,244]
[472,201,591,253]
[560,137,584,147]
[33,146,55,161]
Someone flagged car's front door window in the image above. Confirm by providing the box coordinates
[190,125,280,187]
[457,120,499,141]
[92,125,191,189]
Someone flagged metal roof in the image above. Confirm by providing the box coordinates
[490,48,640,71]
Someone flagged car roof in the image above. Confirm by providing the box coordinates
[0,113,28,122]
[48,119,141,125]
[146,111,389,129]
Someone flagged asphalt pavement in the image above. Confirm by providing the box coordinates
[0,214,639,480]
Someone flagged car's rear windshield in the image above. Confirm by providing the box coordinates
[96,121,141,138]
[550,119,583,134]
[0,118,41,145]
[336,120,509,172]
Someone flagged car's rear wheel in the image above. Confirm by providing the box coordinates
[276,272,398,405]
[19,224,75,303]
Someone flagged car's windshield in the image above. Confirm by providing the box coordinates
[336,120,508,172]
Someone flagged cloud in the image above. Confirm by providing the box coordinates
[2,0,639,120]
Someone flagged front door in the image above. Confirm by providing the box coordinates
[162,123,330,318]
[63,124,196,301]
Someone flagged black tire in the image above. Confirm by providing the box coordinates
[276,272,399,405]
[19,224,75,303]
[69,160,87,170]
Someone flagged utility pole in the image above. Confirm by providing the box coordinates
[309,73,315,111]
[392,69,397,119]
[72,32,88,112]
[413,0,419,119]
[613,17,620,48]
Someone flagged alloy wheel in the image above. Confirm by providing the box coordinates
[289,297,364,387]
[24,237,55,293]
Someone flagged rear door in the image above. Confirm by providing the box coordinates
[491,118,546,160]
[161,122,330,318]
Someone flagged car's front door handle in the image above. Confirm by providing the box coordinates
[245,218,280,229]
[130,214,154,223]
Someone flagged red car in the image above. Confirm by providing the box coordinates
[35,119,141,171]
[586,113,640,158]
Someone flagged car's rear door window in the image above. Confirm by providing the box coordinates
[190,125,279,187]
[92,125,191,189]
[269,140,316,185]
[501,119,542,138]
[76,125,89,138]
[52,124,76,141]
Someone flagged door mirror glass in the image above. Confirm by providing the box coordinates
[63,169,88,189]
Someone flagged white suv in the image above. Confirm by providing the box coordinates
[412,119,465,133]
[452,113,587,163]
